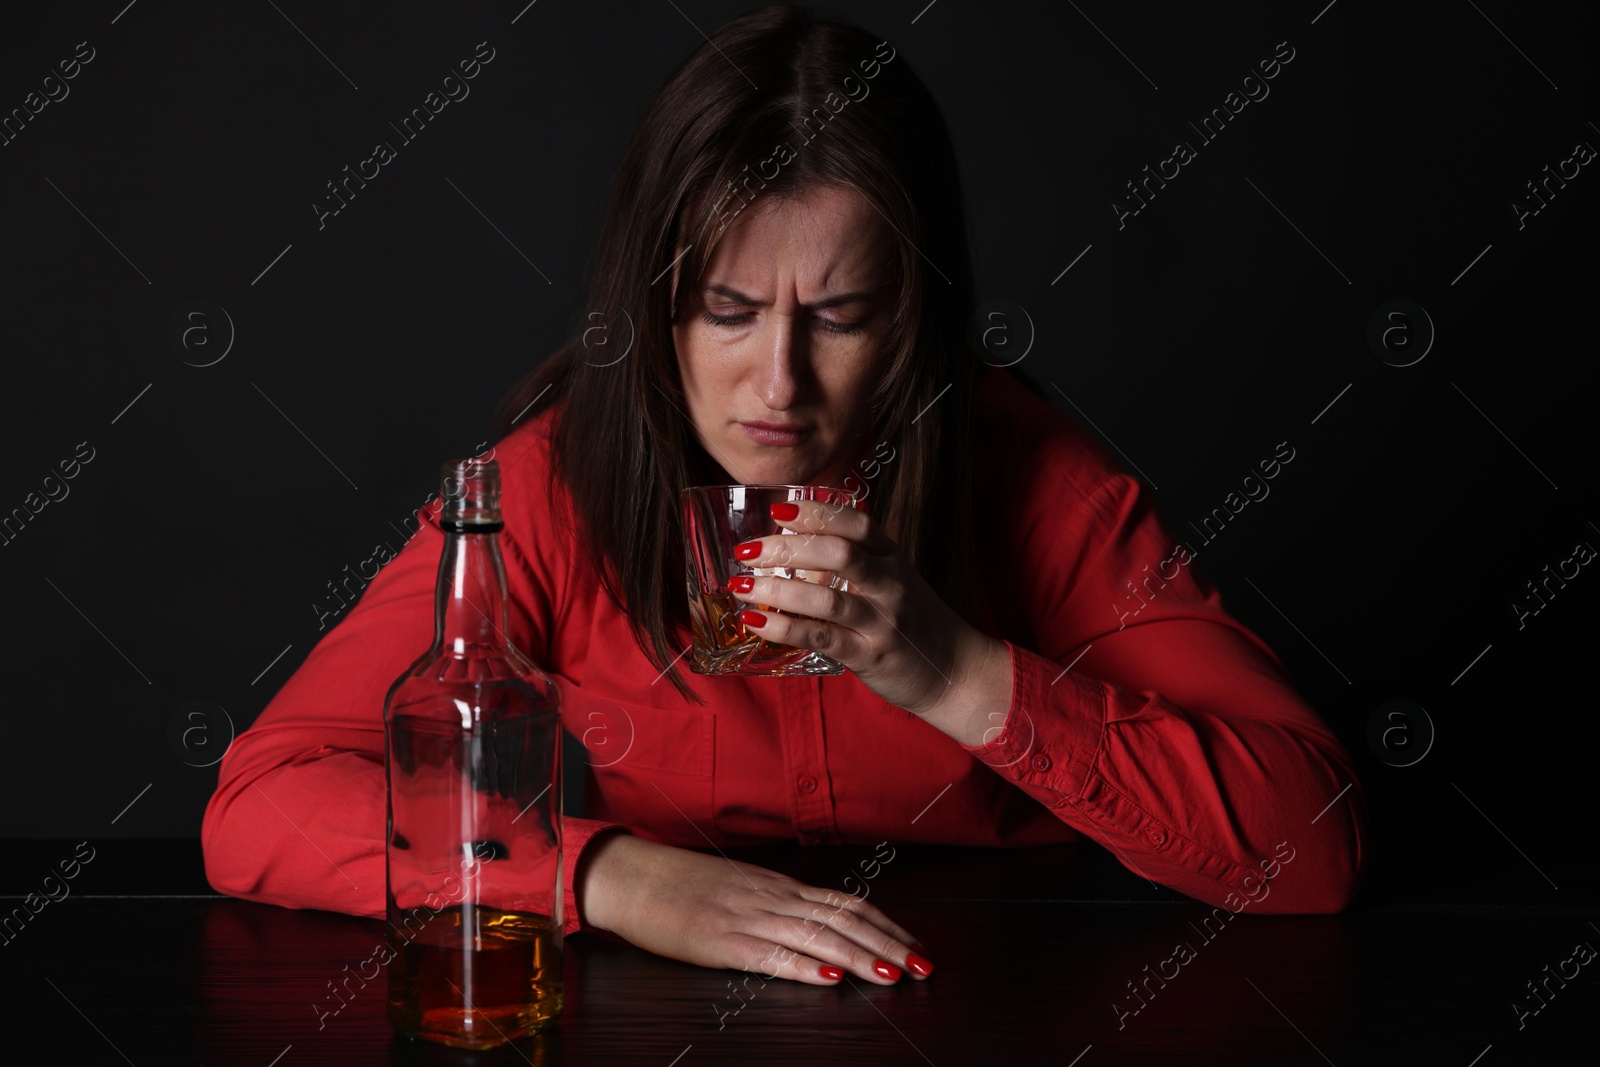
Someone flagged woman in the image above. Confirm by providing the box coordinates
[203,4,1365,988]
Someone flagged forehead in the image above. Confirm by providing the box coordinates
[705,184,890,289]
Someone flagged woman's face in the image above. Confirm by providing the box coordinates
[672,183,894,488]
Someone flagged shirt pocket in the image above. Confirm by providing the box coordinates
[571,698,717,842]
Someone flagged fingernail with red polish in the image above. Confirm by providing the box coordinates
[739,609,767,629]
[911,942,928,955]
[905,953,934,977]
[728,575,754,595]
[819,965,844,981]
[734,540,762,560]
[770,502,800,522]
[872,959,901,981]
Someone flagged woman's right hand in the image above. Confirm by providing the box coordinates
[576,832,933,985]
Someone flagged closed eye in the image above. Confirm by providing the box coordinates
[701,310,864,335]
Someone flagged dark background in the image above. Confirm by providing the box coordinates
[2,0,1593,904]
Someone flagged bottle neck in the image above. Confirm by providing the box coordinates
[434,528,511,654]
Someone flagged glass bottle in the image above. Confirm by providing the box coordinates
[383,458,563,1049]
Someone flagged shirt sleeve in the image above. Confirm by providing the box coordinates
[200,416,625,938]
[960,467,1367,914]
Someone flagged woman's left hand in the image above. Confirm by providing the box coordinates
[728,500,1012,740]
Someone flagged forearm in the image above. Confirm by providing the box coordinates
[952,640,1367,913]
[202,751,389,919]
[204,747,626,936]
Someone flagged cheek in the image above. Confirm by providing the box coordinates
[673,328,744,440]
[820,337,886,403]
[676,329,736,393]
[671,322,692,375]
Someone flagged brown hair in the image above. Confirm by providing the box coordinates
[489,3,977,702]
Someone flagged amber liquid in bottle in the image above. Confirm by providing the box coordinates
[384,458,562,1049]
[385,901,561,1046]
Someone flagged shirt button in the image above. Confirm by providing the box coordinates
[1030,752,1052,773]
[798,775,818,794]
[1147,827,1167,845]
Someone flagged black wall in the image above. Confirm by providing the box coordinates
[3,2,1593,896]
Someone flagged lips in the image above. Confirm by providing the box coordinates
[739,421,812,446]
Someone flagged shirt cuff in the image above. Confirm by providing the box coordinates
[957,638,1106,804]
[561,817,628,938]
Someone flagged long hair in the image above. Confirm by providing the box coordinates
[489,3,978,703]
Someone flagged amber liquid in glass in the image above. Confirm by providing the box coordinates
[386,903,562,1049]
[689,587,783,671]
[682,484,855,676]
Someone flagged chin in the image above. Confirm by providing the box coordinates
[746,463,810,486]
[742,458,833,487]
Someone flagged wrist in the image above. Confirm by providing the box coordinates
[574,829,637,933]
[920,633,1014,747]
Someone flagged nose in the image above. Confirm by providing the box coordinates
[759,312,808,411]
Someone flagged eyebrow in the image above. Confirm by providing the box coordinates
[701,283,877,311]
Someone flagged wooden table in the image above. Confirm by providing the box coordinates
[3,839,1594,1064]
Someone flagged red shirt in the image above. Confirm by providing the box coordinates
[202,366,1366,936]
